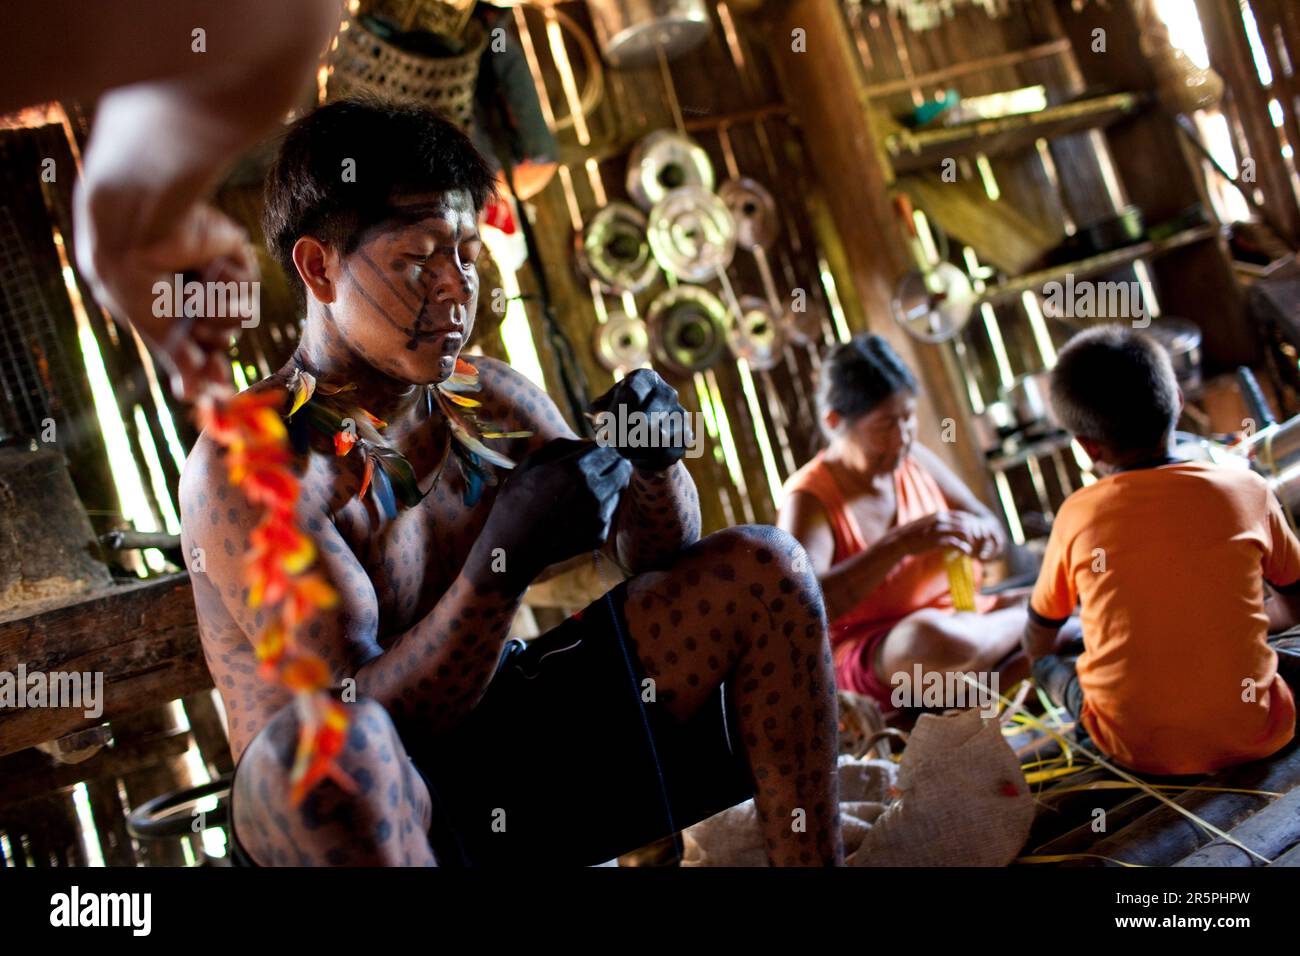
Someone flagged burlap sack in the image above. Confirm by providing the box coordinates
[681,708,1032,866]
[680,755,896,867]
[848,709,1033,866]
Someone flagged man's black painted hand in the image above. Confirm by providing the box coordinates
[477,438,632,590]
[589,368,690,474]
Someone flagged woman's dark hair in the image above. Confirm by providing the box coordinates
[1050,325,1179,454]
[263,94,498,282]
[817,333,918,432]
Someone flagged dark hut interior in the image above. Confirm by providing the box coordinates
[3,0,1300,876]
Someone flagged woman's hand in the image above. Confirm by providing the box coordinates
[954,511,1006,561]
[884,510,1004,561]
[883,512,979,559]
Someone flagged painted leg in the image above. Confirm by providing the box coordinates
[621,524,843,866]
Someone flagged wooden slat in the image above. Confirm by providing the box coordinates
[1197,0,1300,245]
[0,573,209,756]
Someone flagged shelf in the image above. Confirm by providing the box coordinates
[977,224,1222,307]
[986,431,1074,472]
[884,92,1146,176]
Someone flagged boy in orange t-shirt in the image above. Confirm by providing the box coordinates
[1024,326,1300,775]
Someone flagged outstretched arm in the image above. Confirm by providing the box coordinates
[2,0,342,398]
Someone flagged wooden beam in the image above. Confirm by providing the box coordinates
[0,573,209,757]
[1087,740,1300,865]
[861,38,1074,98]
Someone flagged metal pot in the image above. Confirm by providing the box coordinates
[585,0,711,69]
[1000,371,1059,435]
[971,400,1018,453]
[1145,317,1203,391]
[646,285,729,377]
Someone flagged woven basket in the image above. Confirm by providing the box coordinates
[327,17,487,129]
[361,0,477,41]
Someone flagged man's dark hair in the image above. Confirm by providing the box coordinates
[263,95,497,281]
[1050,325,1180,455]
[817,333,918,431]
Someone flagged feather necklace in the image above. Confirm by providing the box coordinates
[284,357,532,517]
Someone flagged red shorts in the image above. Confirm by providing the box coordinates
[832,628,896,709]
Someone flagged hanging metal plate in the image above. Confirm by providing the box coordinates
[626,129,715,211]
[593,310,651,373]
[718,177,780,251]
[890,263,975,343]
[576,201,659,295]
[646,284,729,377]
[646,186,737,283]
[729,296,785,370]
[587,0,712,69]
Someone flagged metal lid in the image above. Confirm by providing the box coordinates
[647,186,737,282]
[626,129,715,211]
[646,284,729,377]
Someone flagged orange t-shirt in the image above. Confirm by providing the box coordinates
[1030,461,1300,775]
[783,450,996,656]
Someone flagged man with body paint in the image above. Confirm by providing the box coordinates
[179,98,843,867]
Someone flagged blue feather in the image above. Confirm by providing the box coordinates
[370,462,398,520]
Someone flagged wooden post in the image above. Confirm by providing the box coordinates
[761,0,995,499]
[183,691,234,778]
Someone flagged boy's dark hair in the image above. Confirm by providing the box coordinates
[1050,325,1180,454]
[263,95,497,281]
[817,333,918,431]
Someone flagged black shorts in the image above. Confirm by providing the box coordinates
[231,579,754,867]
[415,579,753,866]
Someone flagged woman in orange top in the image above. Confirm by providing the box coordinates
[777,334,1027,709]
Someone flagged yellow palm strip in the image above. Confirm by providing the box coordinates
[1016,853,1143,867]
[1044,780,1282,798]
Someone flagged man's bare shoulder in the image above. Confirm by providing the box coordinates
[466,354,574,445]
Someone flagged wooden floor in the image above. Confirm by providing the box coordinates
[1010,638,1300,867]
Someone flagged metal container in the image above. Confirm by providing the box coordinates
[1000,371,1059,435]
[971,400,1017,452]
[585,0,711,69]
[1145,317,1203,391]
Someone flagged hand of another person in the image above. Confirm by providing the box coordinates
[74,188,258,401]
[960,512,1006,561]
[588,368,690,474]
[884,511,983,559]
[477,438,632,589]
